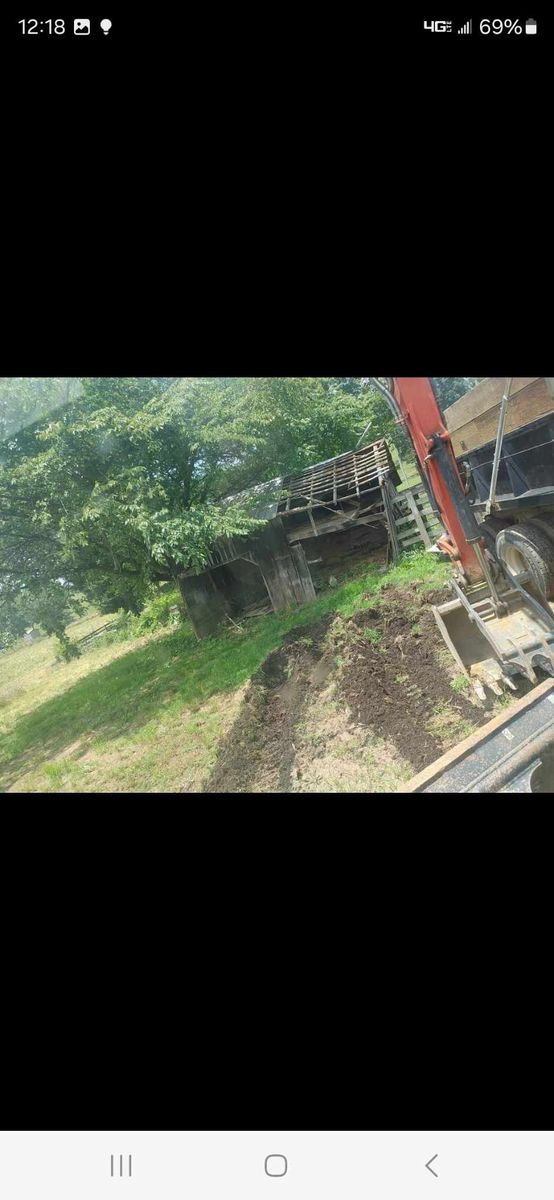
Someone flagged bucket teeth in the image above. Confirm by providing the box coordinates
[501,674,518,692]
[435,588,554,697]
[470,658,521,699]
[535,657,554,678]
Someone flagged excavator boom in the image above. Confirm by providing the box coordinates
[392,377,483,582]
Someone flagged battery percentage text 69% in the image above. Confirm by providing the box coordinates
[480,18,522,33]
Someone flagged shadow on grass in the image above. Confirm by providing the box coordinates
[0,606,321,789]
[0,552,448,791]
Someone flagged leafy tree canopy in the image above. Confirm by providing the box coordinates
[1,377,396,646]
[0,377,82,443]
[432,377,483,409]
[2,376,482,648]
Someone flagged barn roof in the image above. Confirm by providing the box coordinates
[221,439,392,523]
[221,476,285,521]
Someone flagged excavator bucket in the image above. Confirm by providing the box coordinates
[432,581,554,697]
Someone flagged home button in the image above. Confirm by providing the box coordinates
[265,1155,288,1177]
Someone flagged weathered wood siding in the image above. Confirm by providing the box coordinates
[178,570,232,638]
[179,519,315,637]
[254,520,316,612]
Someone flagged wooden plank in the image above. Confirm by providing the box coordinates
[447,378,553,456]
[352,513,389,528]
[451,383,554,455]
[287,441,386,486]
[288,461,384,492]
[299,483,382,508]
[398,511,441,535]
[282,482,381,516]
[395,518,438,537]
[288,447,388,488]
[396,513,441,537]
[179,571,231,638]
[398,533,427,548]
[253,525,301,613]
[76,619,120,647]
[401,482,432,503]
[406,493,431,550]
[445,378,539,433]
[381,478,401,561]
[414,511,440,530]
[293,457,386,485]
[307,507,318,536]
[395,512,421,528]
[290,543,317,602]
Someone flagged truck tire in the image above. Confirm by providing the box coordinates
[495,524,554,600]
[478,517,510,558]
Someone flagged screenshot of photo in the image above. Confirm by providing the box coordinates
[2,377,554,795]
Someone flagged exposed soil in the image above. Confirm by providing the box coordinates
[203,585,492,793]
[336,586,484,771]
[203,617,334,793]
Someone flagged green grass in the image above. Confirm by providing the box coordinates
[451,673,470,693]
[425,699,475,745]
[0,548,450,793]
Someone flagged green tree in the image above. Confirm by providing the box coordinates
[0,376,396,646]
[0,377,82,443]
[431,378,483,409]
[0,580,87,654]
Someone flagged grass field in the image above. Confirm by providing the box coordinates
[0,551,453,793]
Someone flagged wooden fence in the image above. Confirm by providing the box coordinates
[73,619,120,649]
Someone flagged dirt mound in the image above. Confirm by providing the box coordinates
[337,587,483,770]
[202,585,490,792]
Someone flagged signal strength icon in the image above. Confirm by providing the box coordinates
[458,18,472,33]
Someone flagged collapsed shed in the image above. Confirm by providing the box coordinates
[178,439,442,637]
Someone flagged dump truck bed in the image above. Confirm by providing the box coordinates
[445,377,554,457]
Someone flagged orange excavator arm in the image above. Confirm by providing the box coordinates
[390,376,485,583]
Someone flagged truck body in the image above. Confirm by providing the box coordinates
[375,378,554,697]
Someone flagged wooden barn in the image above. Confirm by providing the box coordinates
[178,439,442,637]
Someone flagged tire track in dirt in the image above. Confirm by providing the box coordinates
[202,618,334,793]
